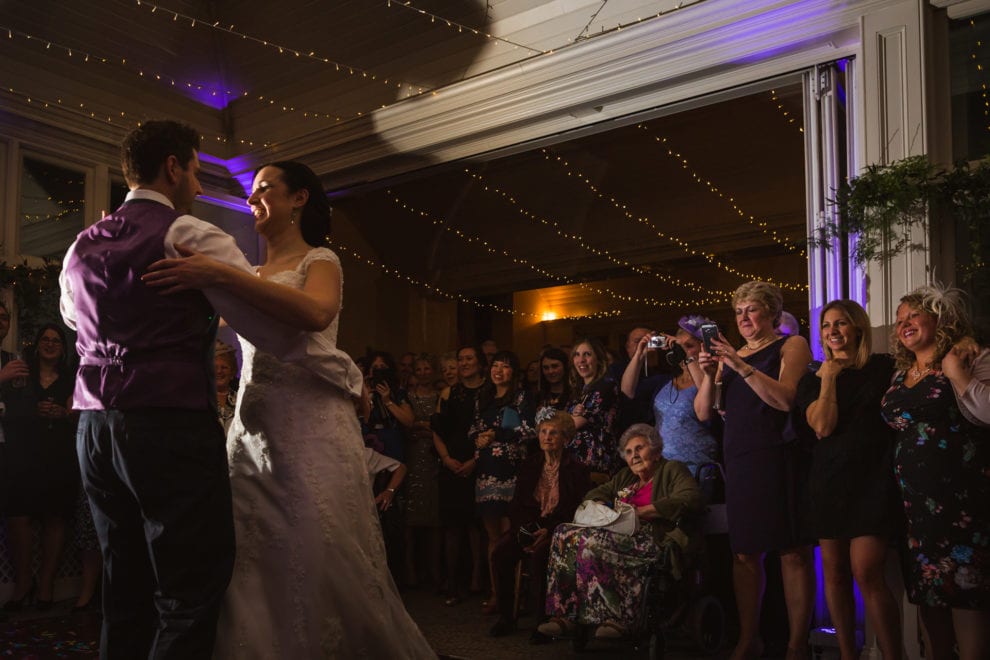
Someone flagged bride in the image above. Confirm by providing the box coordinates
[144,161,435,659]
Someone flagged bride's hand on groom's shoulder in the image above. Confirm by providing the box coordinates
[143,243,227,293]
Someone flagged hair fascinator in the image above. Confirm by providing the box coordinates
[534,406,557,425]
[678,314,715,340]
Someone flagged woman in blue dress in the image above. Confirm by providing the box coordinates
[621,315,718,477]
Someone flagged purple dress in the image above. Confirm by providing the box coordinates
[722,339,803,554]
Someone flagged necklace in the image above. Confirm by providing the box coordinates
[910,362,932,379]
[745,335,774,351]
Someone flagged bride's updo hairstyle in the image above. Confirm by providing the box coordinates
[257,160,332,247]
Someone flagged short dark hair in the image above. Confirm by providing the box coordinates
[121,120,200,186]
[256,161,331,247]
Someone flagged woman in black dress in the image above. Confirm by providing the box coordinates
[432,345,489,605]
[795,300,901,659]
[2,323,76,612]
[881,285,989,660]
[536,347,572,411]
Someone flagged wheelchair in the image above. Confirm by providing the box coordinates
[570,462,729,658]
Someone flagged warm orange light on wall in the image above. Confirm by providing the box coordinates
[541,310,558,321]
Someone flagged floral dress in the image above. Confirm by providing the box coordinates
[566,377,619,474]
[544,480,660,626]
[471,389,536,516]
[881,370,989,608]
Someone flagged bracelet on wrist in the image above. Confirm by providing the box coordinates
[742,369,756,379]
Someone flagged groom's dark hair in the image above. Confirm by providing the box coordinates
[121,120,200,186]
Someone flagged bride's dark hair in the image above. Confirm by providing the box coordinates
[256,161,331,247]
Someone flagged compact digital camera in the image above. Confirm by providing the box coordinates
[646,335,668,350]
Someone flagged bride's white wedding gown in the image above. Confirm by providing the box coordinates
[213,248,435,659]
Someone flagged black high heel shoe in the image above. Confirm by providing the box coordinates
[2,580,37,612]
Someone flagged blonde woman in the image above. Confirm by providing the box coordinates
[696,281,815,660]
[794,300,901,659]
[881,285,989,660]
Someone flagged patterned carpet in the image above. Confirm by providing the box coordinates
[0,609,100,658]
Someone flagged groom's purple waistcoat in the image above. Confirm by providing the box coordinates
[63,199,215,411]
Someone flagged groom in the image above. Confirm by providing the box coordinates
[60,120,305,659]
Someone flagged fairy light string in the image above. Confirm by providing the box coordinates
[1,25,352,124]
[464,169,721,296]
[0,85,270,148]
[636,124,808,258]
[132,1,429,99]
[769,89,804,134]
[386,191,729,309]
[543,146,806,292]
[325,237,624,321]
[386,1,547,54]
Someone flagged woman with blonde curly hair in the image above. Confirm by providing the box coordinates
[881,284,990,660]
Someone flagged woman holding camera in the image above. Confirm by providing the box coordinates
[621,315,717,476]
[696,281,815,660]
[364,351,414,461]
[488,409,591,639]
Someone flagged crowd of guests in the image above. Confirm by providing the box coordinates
[1,279,987,659]
[347,279,989,659]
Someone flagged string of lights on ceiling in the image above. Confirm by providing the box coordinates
[543,146,807,292]
[325,237,624,321]
[132,0,429,100]
[386,190,729,310]
[0,85,270,148]
[769,89,804,134]
[386,1,546,54]
[0,26,351,126]
[637,124,808,258]
[464,169,719,296]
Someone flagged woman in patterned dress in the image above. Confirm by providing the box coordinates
[402,354,441,588]
[881,284,989,660]
[566,338,619,475]
[471,350,536,612]
[538,423,703,640]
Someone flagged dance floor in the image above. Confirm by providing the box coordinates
[0,588,711,659]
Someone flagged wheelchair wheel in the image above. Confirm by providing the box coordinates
[572,623,589,652]
[647,630,665,660]
[690,595,725,654]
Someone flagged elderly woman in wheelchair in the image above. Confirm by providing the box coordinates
[536,422,704,643]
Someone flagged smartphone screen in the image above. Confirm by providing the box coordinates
[701,323,719,353]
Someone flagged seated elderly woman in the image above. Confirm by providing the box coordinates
[537,423,704,641]
[488,409,592,640]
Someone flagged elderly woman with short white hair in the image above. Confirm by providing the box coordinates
[537,423,704,642]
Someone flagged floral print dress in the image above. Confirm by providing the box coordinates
[544,480,659,626]
[881,370,989,608]
[566,378,619,474]
[471,389,536,516]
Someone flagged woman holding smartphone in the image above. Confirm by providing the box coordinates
[695,281,815,660]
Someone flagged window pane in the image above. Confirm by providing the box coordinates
[949,12,990,162]
[19,157,85,260]
[110,179,129,213]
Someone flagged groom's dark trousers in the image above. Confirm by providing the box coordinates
[77,408,234,660]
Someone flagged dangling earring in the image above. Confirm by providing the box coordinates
[290,208,299,225]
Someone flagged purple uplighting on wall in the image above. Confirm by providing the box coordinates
[183,81,238,110]
[198,152,255,198]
